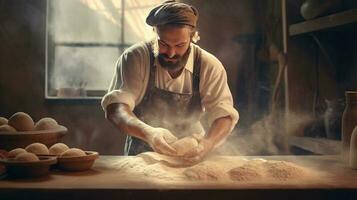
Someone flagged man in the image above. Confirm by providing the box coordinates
[102,1,238,162]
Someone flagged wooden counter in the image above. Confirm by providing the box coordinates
[1,155,357,200]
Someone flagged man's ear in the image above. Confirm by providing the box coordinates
[191,31,200,43]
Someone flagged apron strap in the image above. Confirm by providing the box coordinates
[192,46,202,94]
[140,42,156,103]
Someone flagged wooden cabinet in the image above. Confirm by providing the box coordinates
[282,1,357,142]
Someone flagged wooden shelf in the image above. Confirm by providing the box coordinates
[289,9,357,36]
[289,136,341,155]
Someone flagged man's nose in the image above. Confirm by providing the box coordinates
[166,47,176,58]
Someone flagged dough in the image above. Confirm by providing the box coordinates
[60,148,86,157]
[34,117,58,130]
[171,136,199,156]
[8,112,34,131]
[25,143,49,155]
[138,152,195,168]
[49,143,69,155]
[15,152,39,162]
[0,124,16,132]
[0,117,8,126]
[8,148,27,158]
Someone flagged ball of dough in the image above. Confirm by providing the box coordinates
[34,117,58,131]
[8,112,34,131]
[8,148,27,158]
[25,143,49,155]
[0,117,8,126]
[171,136,199,156]
[60,148,86,157]
[15,152,39,162]
[49,143,69,155]
[0,124,17,132]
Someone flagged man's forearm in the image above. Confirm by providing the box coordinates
[105,103,152,142]
[205,116,233,148]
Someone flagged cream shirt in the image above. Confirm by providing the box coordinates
[101,41,239,131]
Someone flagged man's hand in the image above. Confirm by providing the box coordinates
[181,138,215,164]
[146,127,178,156]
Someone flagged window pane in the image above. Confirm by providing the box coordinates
[50,0,121,43]
[46,0,165,98]
[51,46,120,92]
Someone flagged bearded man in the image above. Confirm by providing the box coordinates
[102,1,239,163]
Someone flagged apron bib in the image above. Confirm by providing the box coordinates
[124,42,203,155]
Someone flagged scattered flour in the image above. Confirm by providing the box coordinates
[263,160,306,180]
[113,154,317,183]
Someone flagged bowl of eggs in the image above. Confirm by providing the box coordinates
[0,112,67,151]
[44,143,99,172]
[0,142,99,178]
[26,142,99,172]
[0,148,57,178]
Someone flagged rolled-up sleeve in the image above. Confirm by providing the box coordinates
[101,48,147,112]
[200,56,239,132]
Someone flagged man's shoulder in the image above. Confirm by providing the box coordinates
[123,42,150,57]
[193,44,225,72]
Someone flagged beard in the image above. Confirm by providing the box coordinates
[158,47,191,71]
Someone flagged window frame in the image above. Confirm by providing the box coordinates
[45,0,133,101]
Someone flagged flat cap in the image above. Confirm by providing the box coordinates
[146,0,198,27]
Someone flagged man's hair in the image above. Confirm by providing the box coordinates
[153,24,200,43]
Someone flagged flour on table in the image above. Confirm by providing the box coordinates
[113,154,318,183]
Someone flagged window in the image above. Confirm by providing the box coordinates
[45,0,163,99]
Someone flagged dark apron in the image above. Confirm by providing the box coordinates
[124,42,203,155]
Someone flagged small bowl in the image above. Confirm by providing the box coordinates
[0,125,67,151]
[0,156,57,178]
[56,151,99,171]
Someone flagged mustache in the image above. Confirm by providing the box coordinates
[158,54,181,60]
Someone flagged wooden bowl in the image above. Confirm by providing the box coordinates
[0,125,67,151]
[0,156,57,178]
[56,151,99,172]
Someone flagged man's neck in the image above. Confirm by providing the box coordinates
[168,66,185,79]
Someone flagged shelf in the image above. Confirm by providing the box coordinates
[289,9,357,36]
[289,136,341,155]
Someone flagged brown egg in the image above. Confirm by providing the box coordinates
[15,152,39,162]
[49,143,69,155]
[34,117,58,131]
[8,148,27,158]
[0,117,8,126]
[25,143,49,155]
[8,112,34,131]
[0,124,17,132]
[60,148,86,157]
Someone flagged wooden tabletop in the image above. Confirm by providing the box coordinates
[1,155,357,200]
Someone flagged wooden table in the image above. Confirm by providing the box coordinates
[1,155,357,200]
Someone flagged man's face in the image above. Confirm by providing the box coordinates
[156,25,192,71]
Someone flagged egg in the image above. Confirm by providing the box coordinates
[0,117,8,126]
[49,143,69,155]
[34,117,58,130]
[60,148,86,157]
[8,112,34,131]
[0,124,17,132]
[8,148,27,158]
[25,143,49,155]
[15,152,39,162]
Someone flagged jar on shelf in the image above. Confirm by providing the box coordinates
[341,91,357,164]
[350,126,357,169]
